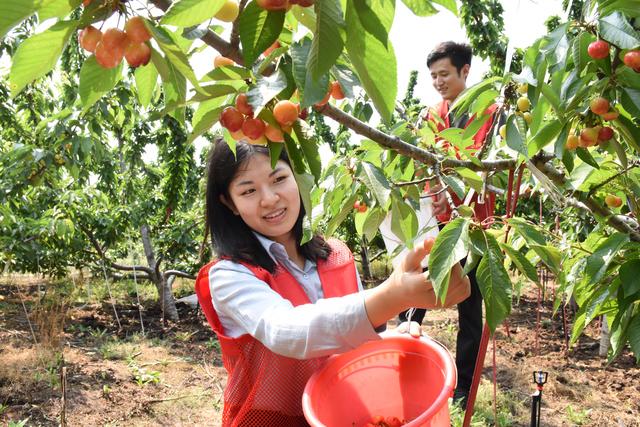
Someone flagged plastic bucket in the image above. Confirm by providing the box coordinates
[302,335,456,427]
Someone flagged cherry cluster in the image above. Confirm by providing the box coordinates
[79,15,152,69]
[588,40,640,73]
[220,97,307,145]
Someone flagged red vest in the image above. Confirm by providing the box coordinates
[195,238,360,427]
[426,100,497,225]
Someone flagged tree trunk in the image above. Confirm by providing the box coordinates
[360,236,372,282]
[599,315,610,357]
[140,224,178,321]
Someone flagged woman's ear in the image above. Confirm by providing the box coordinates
[220,194,239,215]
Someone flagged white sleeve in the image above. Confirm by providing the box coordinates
[209,260,380,360]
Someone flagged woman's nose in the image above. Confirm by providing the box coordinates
[260,188,280,206]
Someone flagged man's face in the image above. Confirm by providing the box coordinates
[429,57,469,102]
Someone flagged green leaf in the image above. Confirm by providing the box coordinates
[247,69,288,115]
[160,0,226,27]
[401,0,438,16]
[430,0,457,15]
[283,132,307,175]
[9,20,77,97]
[0,1,38,39]
[390,197,419,246]
[307,0,344,80]
[476,233,512,331]
[540,83,562,115]
[573,31,594,74]
[189,98,225,143]
[450,77,500,117]
[239,1,285,66]
[38,0,80,22]
[294,172,315,234]
[326,194,358,237]
[500,242,540,285]
[428,217,470,302]
[620,87,640,117]
[359,162,391,207]
[629,313,640,363]
[455,167,483,193]
[294,121,322,183]
[441,174,466,200]
[345,0,396,123]
[291,38,330,108]
[540,23,569,67]
[620,259,640,298]
[529,119,563,155]
[362,207,386,241]
[79,56,123,111]
[134,63,158,108]
[151,49,187,122]
[505,115,527,157]
[508,217,546,245]
[529,244,562,276]
[582,232,629,287]
[148,23,202,92]
[575,147,600,169]
[599,12,640,49]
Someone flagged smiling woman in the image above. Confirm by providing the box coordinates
[196,138,470,426]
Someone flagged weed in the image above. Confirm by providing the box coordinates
[102,384,112,397]
[174,331,196,342]
[0,403,7,415]
[566,404,591,425]
[205,338,221,352]
[129,363,161,387]
[8,419,29,427]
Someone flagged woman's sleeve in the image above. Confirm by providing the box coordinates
[210,260,380,359]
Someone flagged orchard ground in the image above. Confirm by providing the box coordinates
[1,273,639,427]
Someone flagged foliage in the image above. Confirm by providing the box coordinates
[1,0,639,360]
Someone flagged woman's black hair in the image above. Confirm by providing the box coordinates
[205,138,331,273]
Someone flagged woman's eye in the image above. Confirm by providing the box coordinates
[275,175,287,183]
[241,189,255,195]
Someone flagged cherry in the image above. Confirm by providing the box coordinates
[78,26,102,53]
[125,16,151,44]
[241,118,266,140]
[125,42,151,67]
[220,107,245,132]
[587,40,610,60]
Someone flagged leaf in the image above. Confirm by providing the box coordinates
[307,0,344,80]
[428,217,470,302]
[359,162,391,208]
[79,56,123,111]
[188,98,225,143]
[450,77,500,117]
[505,114,527,157]
[599,12,640,49]
[508,217,546,245]
[291,38,330,108]
[582,232,629,288]
[345,0,396,123]
[246,69,288,115]
[283,132,307,175]
[134,63,158,108]
[629,313,640,363]
[573,31,594,74]
[148,23,201,92]
[0,1,38,39]
[326,194,358,237]
[401,0,438,16]
[540,23,569,67]
[38,0,80,21]
[151,49,187,122]
[500,242,540,285]
[161,0,226,27]
[362,207,386,241]
[620,259,640,298]
[430,0,457,15]
[9,20,77,97]
[575,147,600,169]
[620,87,640,117]
[529,119,563,155]
[529,244,562,276]
[294,121,322,183]
[441,174,466,200]
[239,1,285,66]
[540,83,562,115]
[476,233,512,331]
[390,198,419,247]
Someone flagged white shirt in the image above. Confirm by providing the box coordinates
[209,233,380,360]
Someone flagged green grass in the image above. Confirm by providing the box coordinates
[450,379,527,427]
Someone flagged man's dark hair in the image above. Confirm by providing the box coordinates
[427,41,473,73]
[205,139,331,273]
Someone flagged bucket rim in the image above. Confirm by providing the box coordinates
[302,334,457,427]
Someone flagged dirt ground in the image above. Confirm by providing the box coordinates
[0,278,638,426]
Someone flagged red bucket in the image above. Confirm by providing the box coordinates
[302,334,456,427]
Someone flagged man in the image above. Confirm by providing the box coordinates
[402,41,499,409]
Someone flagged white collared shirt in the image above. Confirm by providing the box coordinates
[209,233,380,359]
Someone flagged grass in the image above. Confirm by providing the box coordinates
[450,379,528,426]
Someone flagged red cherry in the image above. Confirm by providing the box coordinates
[125,16,152,44]
[241,118,266,140]
[124,42,151,67]
[235,93,254,116]
[598,126,614,142]
[623,50,640,69]
[587,40,610,60]
[220,107,245,132]
[78,26,102,53]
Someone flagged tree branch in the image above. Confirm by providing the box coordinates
[148,0,243,63]
[315,103,516,172]
[163,270,196,281]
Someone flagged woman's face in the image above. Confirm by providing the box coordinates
[223,154,301,246]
